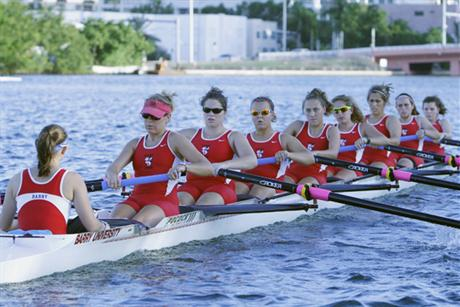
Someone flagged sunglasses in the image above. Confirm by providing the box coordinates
[333,105,352,114]
[142,113,162,121]
[251,109,271,116]
[203,107,224,114]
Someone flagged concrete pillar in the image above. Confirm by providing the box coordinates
[450,59,460,76]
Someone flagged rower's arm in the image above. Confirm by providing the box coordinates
[105,138,137,189]
[419,116,442,140]
[439,118,453,139]
[385,115,402,146]
[68,172,105,232]
[177,128,197,140]
[223,131,257,170]
[361,122,390,146]
[283,120,303,137]
[312,125,340,159]
[170,132,213,176]
[279,134,315,165]
[0,174,19,232]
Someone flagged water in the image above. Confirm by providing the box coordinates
[1,75,460,305]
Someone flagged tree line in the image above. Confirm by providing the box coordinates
[0,0,154,74]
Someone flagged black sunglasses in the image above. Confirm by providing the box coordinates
[142,113,161,121]
[203,107,224,114]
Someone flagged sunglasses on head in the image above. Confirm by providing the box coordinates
[142,113,162,121]
[251,109,271,116]
[333,105,352,114]
[203,107,224,114]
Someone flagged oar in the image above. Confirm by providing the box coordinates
[426,136,460,147]
[380,145,460,167]
[182,203,317,216]
[314,156,460,191]
[217,169,460,229]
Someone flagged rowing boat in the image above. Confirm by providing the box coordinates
[0,161,453,284]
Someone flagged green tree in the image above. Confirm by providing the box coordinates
[201,4,234,14]
[82,19,154,66]
[236,0,282,23]
[386,19,424,45]
[131,0,174,14]
[287,2,317,49]
[424,27,442,43]
[35,11,92,73]
[0,0,38,73]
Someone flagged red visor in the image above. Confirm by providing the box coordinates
[141,99,172,118]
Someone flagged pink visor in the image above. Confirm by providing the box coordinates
[141,99,172,118]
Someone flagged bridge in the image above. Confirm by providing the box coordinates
[372,44,460,76]
[259,44,460,76]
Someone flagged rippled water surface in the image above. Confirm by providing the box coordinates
[1,75,460,305]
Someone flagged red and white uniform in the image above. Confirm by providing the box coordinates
[242,132,285,190]
[328,123,363,176]
[360,115,397,167]
[16,168,71,234]
[285,122,331,184]
[423,120,445,155]
[396,116,424,166]
[178,129,237,204]
[122,131,179,216]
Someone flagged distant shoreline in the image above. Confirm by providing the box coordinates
[181,69,393,76]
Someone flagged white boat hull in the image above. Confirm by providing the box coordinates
[0,165,451,284]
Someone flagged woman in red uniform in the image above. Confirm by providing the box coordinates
[105,93,212,227]
[178,87,257,205]
[0,124,107,234]
[360,84,401,168]
[328,95,391,180]
[235,96,306,199]
[283,88,340,185]
[394,93,442,168]
[422,95,452,155]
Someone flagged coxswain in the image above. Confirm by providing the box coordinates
[0,124,107,234]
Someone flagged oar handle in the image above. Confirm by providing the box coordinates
[339,135,419,153]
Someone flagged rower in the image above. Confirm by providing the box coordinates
[422,95,452,155]
[394,93,443,168]
[360,84,401,168]
[178,87,257,205]
[235,96,306,199]
[0,124,107,235]
[283,88,340,185]
[328,95,391,180]
[105,93,212,227]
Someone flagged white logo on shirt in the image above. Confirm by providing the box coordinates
[144,156,153,167]
[307,144,314,151]
[201,146,210,156]
[256,149,264,158]
[402,129,407,135]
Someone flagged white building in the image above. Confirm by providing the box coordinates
[62,11,278,62]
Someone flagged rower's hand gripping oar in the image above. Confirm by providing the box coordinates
[426,136,460,147]
[217,169,460,229]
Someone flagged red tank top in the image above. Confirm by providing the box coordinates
[338,123,362,162]
[400,116,421,150]
[132,131,178,195]
[187,128,234,183]
[16,168,70,234]
[423,120,444,154]
[296,122,331,151]
[362,115,393,160]
[245,131,283,178]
